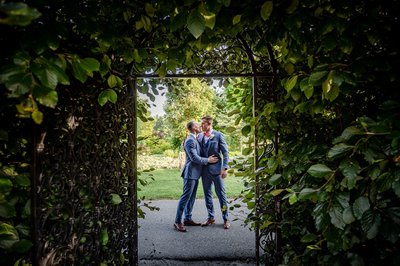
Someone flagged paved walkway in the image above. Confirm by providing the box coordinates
[138,199,256,265]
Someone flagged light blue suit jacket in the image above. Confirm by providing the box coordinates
[181,134,208,180]
[198,130,229,175]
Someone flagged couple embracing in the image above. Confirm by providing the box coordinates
[174,115,230,232]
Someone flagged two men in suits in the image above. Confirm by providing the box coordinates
[198,115,230,229]
[174,121,218,232]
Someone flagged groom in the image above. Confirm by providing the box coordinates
[198,115,231,229]
[174,121,218,232]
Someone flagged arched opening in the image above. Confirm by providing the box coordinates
[129,34,278,265]
[31,33,278,265]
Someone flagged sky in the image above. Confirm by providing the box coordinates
[138,79,225,117]
[142,93,166,117]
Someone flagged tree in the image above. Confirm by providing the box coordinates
[164,78,216,149]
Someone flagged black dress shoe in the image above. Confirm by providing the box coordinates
[184,219,201,226]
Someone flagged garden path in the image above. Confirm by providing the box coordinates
[139,198,256,265]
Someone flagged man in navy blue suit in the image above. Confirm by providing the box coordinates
[174,121,218,232]
[198,115,231,229]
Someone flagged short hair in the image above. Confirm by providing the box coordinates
[187,121,196,131]
[201,115,213,124]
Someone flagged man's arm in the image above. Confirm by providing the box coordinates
[219,132,229,178]
[219,133,229,169]
[185,138,217,165]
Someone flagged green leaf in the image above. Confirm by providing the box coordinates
[187,10,205,39]
[170,12,188,32]
[353,196,370,220]
[0,203,16,218]
[15,224,30,238]
[225,126,236,133]
[107,74,118,88]
[221,0,231,7]
[241,125,251,136]
[31,62,58,89]
[268,174,282,186]
[300,78,314,99]
[307,164,333,178]
[298,188,318,201]
[343,206,355,224]
[70,58,87,83]
[0,178,13,193]
[141,15,152,32]
[335,192,350,209]
[12,239,32,253]
[286,0,299,14]
[301,234,317,243]
[361,210,381,239]
[247,201,255,209]
[322,71,340,101]
[308,71,328,86]
[327,143,354,160]
[21,200,30,219]
[0,222,19,250]
[100,229,109,245]
[232,15,241,25]
[339,159,360,189]
[284,75,297,92]
[270,189,285,196]
[0,2,41,26]
[98,89,118,106]
[145,3,155,17]
[329,205,346,229]
[260,1,273,21]
[288,193,298,205]
[334,126,364,143]
[242,147,252,156]
[35,89,58,109]
[80,58,100,73]
[111,194,122,205]
[307,55,313,69]
[199,4,216,29]
[32,109,43,124]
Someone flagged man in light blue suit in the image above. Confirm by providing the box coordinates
[198,115,231,229]
[174,121,218,232]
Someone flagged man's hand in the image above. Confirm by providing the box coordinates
[208,155,218,163]
[221,169,228,179]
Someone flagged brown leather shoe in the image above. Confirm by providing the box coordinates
[201,218,215,227]
[223,220,231,229]
[184,219,201,226]
[173,223,187,232]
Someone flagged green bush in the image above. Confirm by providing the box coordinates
[163,149,177,158]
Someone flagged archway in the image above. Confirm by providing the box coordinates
[129,34,278,265]
[32,33,278,266]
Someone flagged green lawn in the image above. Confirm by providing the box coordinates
[138,168,247,200]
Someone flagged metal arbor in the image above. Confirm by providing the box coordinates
[32,33,280,265]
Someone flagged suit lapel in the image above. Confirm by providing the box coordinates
[193,135,200,153]
[205,132,214,154]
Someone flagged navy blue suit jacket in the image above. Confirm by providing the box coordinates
[198,130,229,175]
[181,134,208,180]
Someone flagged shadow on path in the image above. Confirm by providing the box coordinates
[139,199,256,266]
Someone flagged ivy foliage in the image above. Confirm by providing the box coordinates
[0,0,399,264]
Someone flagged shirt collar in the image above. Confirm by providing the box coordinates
[204,129,213,137]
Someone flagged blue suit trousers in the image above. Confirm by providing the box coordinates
[175,178,199,223]
[202,173,229,221]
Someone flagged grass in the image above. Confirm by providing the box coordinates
[138,168,247,200]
